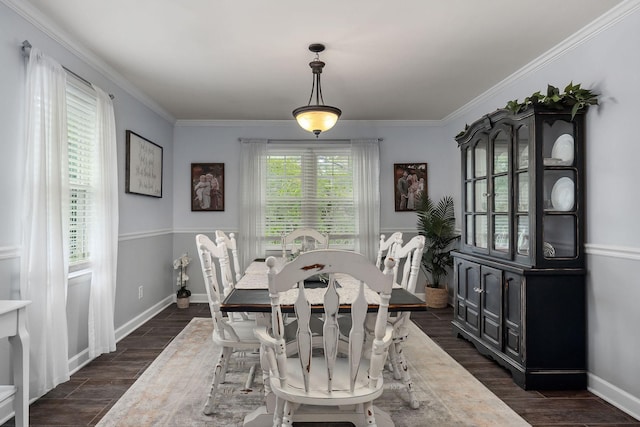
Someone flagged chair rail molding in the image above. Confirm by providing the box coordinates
[118,228,173,242]
[585,243,640,261]
[0,246,20,260]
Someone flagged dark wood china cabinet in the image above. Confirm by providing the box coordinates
[452,106,586,390]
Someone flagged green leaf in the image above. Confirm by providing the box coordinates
[503,82,598,118]
[571,102,581,120]
[416,193,458,287]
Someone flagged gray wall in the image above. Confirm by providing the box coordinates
[1,0,639,422]
[172,121,455,297]
[442,3,640,418]
[0,2,175,419]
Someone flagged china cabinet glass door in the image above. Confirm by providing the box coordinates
[463,128,513,260]
[463,137,490,251]
[491,129,510,257]
[540,118,578,260]
[515,124,531,262]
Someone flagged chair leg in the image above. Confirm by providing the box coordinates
[220,347,233,383]
[396,342,419,409]
[260,348,272,396]
[273,396,284,427]
[244,363,257,390]
[281,401,296,426]
[363,401,377,426]
[203,346,230,415]
[388,342,402,380]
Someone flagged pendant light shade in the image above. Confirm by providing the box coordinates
[293,44,342,137]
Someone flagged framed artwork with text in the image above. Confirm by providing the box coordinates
[125,130,163,198]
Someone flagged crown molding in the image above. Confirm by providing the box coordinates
[4,0,638,128]
[174,119,441,127]
[443,0,640,125]
[2,0,175,123]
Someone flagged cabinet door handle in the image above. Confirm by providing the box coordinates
[482,192,492,197]
[473,287,484,293]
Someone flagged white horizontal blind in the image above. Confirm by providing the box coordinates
[66,78,97,264]
[265,144,355,249]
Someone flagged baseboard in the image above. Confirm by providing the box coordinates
[588,373,640,421]
[65,295,175,377]
[113,296,175,343]
[188,293,209,304]
[0,399,14,425]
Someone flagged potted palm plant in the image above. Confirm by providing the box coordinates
[173,253,192,309]
[416,193,458,308]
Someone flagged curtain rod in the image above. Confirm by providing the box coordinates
[21,40,115,100]
[239,138,384,143]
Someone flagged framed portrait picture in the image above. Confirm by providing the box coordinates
[125,130,163,198]
[191,163,224,211]
[394,163,427,212]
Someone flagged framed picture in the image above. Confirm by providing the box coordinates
[394,163,427,212]
[125,130,163,198]
[191,163,224,211]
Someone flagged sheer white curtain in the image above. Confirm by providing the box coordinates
[239,139,267,269]
[88,86,119,358]
[20,48,71,398]
[351,139,380,261]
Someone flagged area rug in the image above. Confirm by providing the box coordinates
[97,318,529,427]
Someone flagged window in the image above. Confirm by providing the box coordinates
[264,144,355,249]
[66,78,97,265]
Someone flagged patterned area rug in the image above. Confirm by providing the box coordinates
[97,318,529,426]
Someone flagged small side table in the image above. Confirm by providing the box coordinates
[0,300,30,427]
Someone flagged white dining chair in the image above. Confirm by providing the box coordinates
[375,232,403,269]
[281,227,329,258]
[214,230,242,282]
[213,230,254,322]
[255,250,396,427]
[195,234,261,415]
[385,235,425,409]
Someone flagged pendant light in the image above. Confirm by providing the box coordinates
[292,43,342,137]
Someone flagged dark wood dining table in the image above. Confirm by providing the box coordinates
[221,287,427,313]
[221,257,427,313]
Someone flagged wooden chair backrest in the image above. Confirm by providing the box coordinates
[196,234,242,341]
[281,227,329,258]
[392,235,425,293]
[375,232,403,269]
[265,249,395,393]
[215,230,242,282]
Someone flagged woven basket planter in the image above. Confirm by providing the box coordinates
[425,286,449,308]
[177,297,190,309]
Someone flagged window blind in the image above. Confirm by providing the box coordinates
[265,144,356,249]
[66,78,97,264]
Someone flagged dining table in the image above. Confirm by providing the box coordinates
[220,257,427,427]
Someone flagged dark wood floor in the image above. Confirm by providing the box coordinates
[2,303,639,426]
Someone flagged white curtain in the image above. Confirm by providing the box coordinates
[20,48,71,398]
[239,139,267,269]
[88,86,119,358]
[351,139,380,261]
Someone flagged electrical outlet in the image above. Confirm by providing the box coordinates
[138,286,143,299]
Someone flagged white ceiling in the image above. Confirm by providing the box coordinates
[20,0,623,121]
